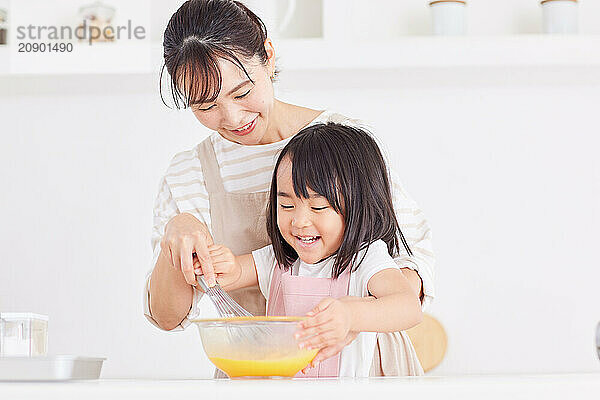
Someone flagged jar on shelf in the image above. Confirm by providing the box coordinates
[243,0,297,39]
[429,1,467,36]
[0,8,7,45]
[540,0,578,34]
[77,1,116,43]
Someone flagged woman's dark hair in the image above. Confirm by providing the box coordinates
[266,123,413,279]
[160,0,270,109]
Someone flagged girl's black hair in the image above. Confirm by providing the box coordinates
[266,123,413,279]
[160,0,270,109]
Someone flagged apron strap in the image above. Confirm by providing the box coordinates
[197,137,226,193]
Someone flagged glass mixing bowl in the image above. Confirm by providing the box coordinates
[191,316,317,379]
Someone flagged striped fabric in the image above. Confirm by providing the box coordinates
[145,111,435,329]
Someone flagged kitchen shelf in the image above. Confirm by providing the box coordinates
[1,35,600,77]
[150,34,600,72]
[275,35,600,70]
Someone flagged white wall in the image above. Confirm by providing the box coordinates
[2,66,599,378]
[1,0,600,378]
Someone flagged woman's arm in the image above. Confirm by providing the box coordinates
[149,246,195,331]
[145,177,194,331]
[390,169,436,308]
[145,174,216,331]
[149,212,215,331]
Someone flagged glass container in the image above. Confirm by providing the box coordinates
[77,1,116,43]
[0,313,48,357]
[192,316,316,379]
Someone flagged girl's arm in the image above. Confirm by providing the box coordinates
[296,268,422,352]
[347,268,422,332]
[400,268,423,304]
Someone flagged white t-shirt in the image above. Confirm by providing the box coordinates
[251,239,400,378]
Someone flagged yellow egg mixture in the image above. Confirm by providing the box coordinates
[209,349,318,378]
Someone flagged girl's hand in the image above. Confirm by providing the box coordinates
[195,245,242,290]
[160,213,215,287]
[299,331,358,374]
[295,297,354,354]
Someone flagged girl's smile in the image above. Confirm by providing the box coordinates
[294,234,321,250]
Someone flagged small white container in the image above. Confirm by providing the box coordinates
[0,313,48,357]
[541,0,578,34]
[0,356,105,381]
[429,0,467,36]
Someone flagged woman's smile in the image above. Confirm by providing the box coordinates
[229,116,258,137]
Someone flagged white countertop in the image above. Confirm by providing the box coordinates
[1,374,599,400]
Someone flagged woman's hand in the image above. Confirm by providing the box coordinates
[160,212,215,287]
[193,245,242,290]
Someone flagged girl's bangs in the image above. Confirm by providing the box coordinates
[288,145,344,214]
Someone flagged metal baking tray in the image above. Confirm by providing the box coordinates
[0,355,105,381]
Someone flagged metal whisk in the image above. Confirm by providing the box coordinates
[196,275,272,344]
[196,275,253,318]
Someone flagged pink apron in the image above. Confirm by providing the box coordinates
[266,263,351,378]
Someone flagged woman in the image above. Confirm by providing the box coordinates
[144,0,434,376]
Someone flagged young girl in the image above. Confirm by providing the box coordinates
[195,122,423,377]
